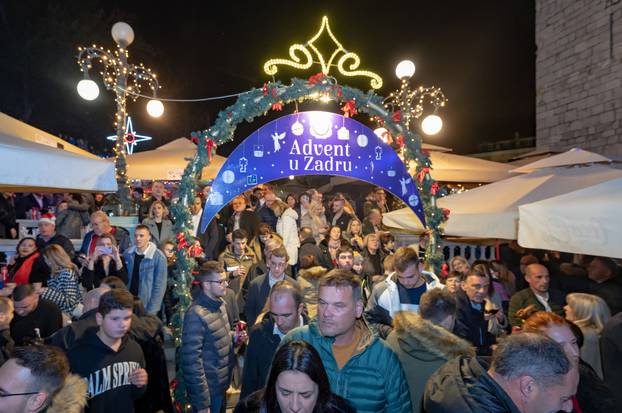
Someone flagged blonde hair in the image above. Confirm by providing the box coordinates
[148,200,170,220]
[451,256,469,272]
[90,210,110,224]
[346,218,362,236]
[270,200,289,217]
[43,244,78,274]
[567,293,611,332]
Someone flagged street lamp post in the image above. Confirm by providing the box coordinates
[387,59,447,136]
[76,22,162,214]
[385,59,447,270]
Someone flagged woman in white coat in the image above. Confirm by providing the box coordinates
[271,199,300,266]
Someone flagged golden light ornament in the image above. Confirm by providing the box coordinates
[263,16,383,89]
[146,99,164,117]
[421,114,443,135]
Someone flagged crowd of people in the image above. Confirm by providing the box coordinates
[0,183,620,413]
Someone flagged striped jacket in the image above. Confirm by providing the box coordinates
[41,268,83,316]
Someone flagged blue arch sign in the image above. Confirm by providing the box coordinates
[200,111,425,232]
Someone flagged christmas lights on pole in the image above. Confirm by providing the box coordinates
[386,59,447,136]
[76,22,163,213]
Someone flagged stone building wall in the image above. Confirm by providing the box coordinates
[536,0,622,155]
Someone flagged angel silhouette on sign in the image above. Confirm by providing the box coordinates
[399,176,412,196]
[271,132,286,152]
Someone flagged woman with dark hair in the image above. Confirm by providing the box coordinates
[7,237,49,288]
[235,340,355,413]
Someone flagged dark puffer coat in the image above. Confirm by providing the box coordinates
[424,356,521,413]
[181,292,234,411]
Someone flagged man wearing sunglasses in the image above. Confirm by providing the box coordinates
[181,261,245,413]
[0,345,87,412]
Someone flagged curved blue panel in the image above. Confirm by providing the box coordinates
[201,111,425,232]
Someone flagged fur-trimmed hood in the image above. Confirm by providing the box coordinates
[298,265,327,280]
[46,374,88,413]
[393,311,475,361]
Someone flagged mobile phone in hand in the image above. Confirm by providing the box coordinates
[98,246,113,255]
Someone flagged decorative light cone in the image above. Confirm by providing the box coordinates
[395,60,416,80]
[76,79,100,100]
[111,22,134,47]
[146,99,164,117]
[421,114,443,135]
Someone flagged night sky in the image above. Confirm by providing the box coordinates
[0,0,535,156]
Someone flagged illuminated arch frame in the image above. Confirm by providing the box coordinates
[169,76,447,410]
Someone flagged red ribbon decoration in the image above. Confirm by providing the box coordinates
[417,167,430,183]
[341,100,357,117]
[431,182,440,196]
[337,86,343,98]
[206,139,217,161]
[271,88,277,99]
[421,149,431,157]
[190,135,199,145]
[262,83,268,96]
[395,135,404,147]
[308,72,325,85]
[176,233,189,251]
[272,102,283,111]
[442,208,451,219]
[441,263,449,277]
[391,111,401,122]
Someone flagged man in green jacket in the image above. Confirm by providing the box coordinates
[508,264,566,327]
[282,269,412,413]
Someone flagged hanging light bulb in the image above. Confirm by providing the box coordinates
[77,79,100,100]
[146,99,164,117]
[421,114,443,135]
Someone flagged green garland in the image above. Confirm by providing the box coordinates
[169,75,448,411]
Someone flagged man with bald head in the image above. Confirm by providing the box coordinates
[49,286,111,350]
[509,263,566,327]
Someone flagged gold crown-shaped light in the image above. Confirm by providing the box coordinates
[264,16,383,89]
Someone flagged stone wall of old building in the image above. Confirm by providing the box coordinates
[536,0,622,155]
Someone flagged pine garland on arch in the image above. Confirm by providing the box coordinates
[169,74,447,411]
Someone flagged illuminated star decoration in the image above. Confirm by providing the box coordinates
[106,116,152,154]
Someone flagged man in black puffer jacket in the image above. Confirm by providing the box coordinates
[181,261,243,413]
[424,333,578,413]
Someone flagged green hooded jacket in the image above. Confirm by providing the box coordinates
[282,319,412,413]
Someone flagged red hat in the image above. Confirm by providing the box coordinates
[39,213,56,224]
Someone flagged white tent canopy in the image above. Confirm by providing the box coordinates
[511,148,611,173]
[127,138,226,180]
[518,177,622,258]
[426,151,514,182]
[0,133,117,192]
[0,112,99,159]
[383,164,622,239]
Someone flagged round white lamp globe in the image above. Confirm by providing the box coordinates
[111,22,135,47]
[421,114,443,135]
[395,60,416,80]
[77,79,100,101]
[146,99,164,118]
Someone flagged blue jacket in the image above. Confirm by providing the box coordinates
[283,320,412,413]
[124,242,167,315]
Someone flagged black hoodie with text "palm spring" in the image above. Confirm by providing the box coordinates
[67,327,146,413]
